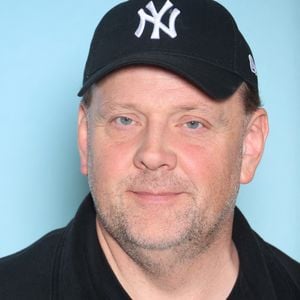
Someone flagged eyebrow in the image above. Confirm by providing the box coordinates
[98,97,216,112]
[96,98,228,124]
[97,100,140,114]
[171,104,214,113]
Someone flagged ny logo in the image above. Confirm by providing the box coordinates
[135,0,181,39]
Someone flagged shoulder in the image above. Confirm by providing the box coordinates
[0,226,68,299]
[247,228,300,298]
[233,207,300,298]
[257,235,300,288]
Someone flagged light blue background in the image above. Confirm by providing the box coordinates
[0,0,299,261]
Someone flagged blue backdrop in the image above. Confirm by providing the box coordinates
[1,0,299,261]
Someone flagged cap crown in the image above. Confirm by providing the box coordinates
[79,0,257,98]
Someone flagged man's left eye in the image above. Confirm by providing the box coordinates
[184,121,203,129]
[115,116,134,126]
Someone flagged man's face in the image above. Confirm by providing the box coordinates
[78,66,266,255]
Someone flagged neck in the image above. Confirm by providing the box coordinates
[96,217,239,300]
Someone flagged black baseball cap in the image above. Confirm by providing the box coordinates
[78,0,258,99]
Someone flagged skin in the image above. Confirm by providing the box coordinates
[78,66,269,299]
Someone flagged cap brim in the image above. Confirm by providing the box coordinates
[78,52,243,99]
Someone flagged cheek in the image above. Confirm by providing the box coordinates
[178,144,220,183]
[89,133,136,181]
[177,139,242,186]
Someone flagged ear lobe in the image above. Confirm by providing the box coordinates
[78,104,89,176]
[240,109,269,184]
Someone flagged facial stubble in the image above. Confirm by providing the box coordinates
[88,149,241,276]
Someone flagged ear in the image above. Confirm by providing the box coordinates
[240,108,269,184]
[78,104,89,176]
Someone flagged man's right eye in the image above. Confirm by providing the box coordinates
[184,120,203,130]
[114,116,134,126]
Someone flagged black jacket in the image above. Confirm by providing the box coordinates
[1,194,299,299]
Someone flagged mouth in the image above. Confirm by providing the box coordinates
[128,190,184,204]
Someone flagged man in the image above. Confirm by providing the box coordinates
[0,0,299,299]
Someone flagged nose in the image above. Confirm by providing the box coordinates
[133,125,177,171]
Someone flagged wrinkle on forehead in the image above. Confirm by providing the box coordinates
[90,66,244,127]
[90,97,231,131]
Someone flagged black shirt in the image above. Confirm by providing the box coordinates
[0,194,299,299]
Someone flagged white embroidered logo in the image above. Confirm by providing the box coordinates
[248,54,257,75]
[135,0,181,39]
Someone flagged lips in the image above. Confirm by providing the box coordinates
[128,190,184,203]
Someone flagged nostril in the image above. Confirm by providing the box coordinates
[133,147,177,171]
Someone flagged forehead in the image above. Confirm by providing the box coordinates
[90,65,244,116]
[96,65,201,93]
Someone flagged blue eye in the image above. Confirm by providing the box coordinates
[115,116,133,126]
[185,121,202,129]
